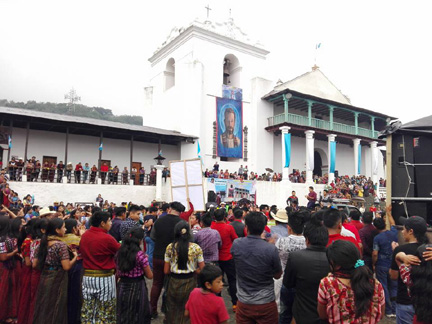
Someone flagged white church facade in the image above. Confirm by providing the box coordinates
[143,17,393,184]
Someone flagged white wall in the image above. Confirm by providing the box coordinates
[10,180,172,207]
[4,127,181,171]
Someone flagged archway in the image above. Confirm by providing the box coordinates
[222,54,241,88]
[164,58,175,91]
[313,151,322,177]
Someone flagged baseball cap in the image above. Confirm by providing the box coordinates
[403,216,427,236]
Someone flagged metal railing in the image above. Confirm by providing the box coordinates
[6,168,156,186]
[268,113,379,139]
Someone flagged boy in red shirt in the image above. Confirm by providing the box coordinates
[185,265,229,324]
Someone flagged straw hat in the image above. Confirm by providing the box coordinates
[273,209,288,223]
[39,207,55,217]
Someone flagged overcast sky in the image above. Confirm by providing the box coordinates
[0,0,430,123]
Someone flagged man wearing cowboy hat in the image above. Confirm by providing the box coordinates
[270,209,289,238]
[39,207,57,218]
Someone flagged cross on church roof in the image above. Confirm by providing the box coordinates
[205,4,212,19]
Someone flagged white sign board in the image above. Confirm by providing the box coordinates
[169,159,205,211]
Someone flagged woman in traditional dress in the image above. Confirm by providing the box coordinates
[17,218,38,324]
[80,211,120,323]
[32,218,77,324]
[2,183,11,208]
[164,221,205,324]
[116,227,153,324]
[41,162,49,182]
[90,165,97,184]
[28,218,48,323]
[48,162,56,182]
[0,217,20,324]
[60,219,83,324]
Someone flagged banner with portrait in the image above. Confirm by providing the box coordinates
[216,97,243,158]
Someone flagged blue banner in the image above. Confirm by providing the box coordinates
[330,141,336,173]
[358,143,361,174]
[284,133,291,168]
[216,97,243,158]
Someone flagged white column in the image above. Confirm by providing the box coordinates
[353,138,361,176]
[370,141,378,186]
[327,134,337,184]
[155,165,165,200]
[305,130,315,183]
[280,126,291,182]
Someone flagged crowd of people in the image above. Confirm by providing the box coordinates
[204,162,386,188]
[5,156,172,185]
[1,172,431,324]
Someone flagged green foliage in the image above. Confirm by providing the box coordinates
[0,99,143,126]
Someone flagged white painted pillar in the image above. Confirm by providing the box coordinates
[280,126,291,182]
[370,141,378,186]
[353,138,361,176]
[327,134,337,184]
[155,165,165,200]
[305,130,315,183]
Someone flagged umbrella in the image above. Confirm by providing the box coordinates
[265,168,274,173]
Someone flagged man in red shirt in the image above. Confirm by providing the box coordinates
[100,162,109,184]
[211,208,238,311]
[305,186,317,210]
[323,208,361,254]
[349,209,364,231]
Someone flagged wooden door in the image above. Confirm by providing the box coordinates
[43,156,57,165]
[132,162,141,185]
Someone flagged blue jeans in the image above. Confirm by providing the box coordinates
[396,303,415,324]
[279,285,295,324]
[375,266,397,315]
[145,236,155,270]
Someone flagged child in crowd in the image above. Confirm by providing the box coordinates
[185,264,229,324]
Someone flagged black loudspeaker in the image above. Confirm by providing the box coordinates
[413,136,432,197]
[391,134,415,198]
[391,200,432,225]
[334,170,339,178]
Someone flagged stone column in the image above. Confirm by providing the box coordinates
[370,141,378,186]
[280,126,291,182]
[155,165,165,200]
[305,130,315,183]
[327,134,337,184]
[353,138,361,176]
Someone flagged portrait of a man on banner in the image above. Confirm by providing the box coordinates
[216,97,243,158]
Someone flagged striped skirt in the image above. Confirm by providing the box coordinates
[81,270,116,324]
[165,274,196,324]
[0,261,20,321]
[33,269,68,324]
[117,277,151,324]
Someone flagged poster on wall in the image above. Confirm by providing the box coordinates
[206,178,255,203]
[216,97,243,158]
[222,84,243,101]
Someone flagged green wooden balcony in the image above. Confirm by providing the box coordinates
[268,113,379,139]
